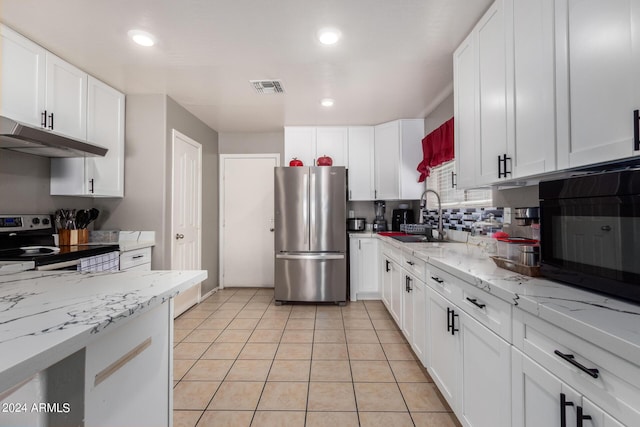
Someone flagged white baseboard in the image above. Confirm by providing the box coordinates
[200,287,219,301]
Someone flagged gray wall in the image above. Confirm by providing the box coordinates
[218,131,283,163]
[166,96,219,294]
[0,150,93,213]
[424,92,454,134]
[96,95,220,295]
[96,95,168,265]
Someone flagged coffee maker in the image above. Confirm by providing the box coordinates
[373,201,387,231]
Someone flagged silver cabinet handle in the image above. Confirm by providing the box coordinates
[176,233,184,239]
[276,253,344,260]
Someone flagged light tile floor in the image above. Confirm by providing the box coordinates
[173,288,461,427]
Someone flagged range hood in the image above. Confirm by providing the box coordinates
[0,116,108,157]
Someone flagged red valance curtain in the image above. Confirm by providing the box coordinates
[417,117,454,182]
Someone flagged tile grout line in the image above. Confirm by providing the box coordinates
[342,305,363,427]
[175,291,458,427]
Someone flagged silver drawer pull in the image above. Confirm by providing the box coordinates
[553,350,599,378]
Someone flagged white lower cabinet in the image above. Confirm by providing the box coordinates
[120,247,152,271]
[512,348,626,427]
[349,235,379,301]
[400,250,428,366]
[512,308,639,427]
[426,287,459,407]
[426,271,511,427]
[379,242,402,324]
[401,272,414,345]
[411,278,427,365]
[85,302,171,427]
[458,309,511,427]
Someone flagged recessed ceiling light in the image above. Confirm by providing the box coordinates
[318,28,341,45]
[128,30,156,47]
[321,98,335,107]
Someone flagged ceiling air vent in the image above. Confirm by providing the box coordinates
[250,80,285,94]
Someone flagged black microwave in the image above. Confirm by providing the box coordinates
[539,168,640,304]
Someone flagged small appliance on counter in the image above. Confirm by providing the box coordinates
[513,207,539,225]
[347,218,366,232]
[373,200,387,232]
[391,209,415,231]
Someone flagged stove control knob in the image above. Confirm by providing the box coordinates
[42,218,50,225]
[32,217,40,225]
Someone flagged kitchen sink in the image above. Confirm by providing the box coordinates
[389,234,450,243]
[390,235,430,243]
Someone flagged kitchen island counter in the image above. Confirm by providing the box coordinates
[0,269,206,396]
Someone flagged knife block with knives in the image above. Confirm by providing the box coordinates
[59,229,89,246]
[55,208,99,246]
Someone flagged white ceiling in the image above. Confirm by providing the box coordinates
[0,0,492,132]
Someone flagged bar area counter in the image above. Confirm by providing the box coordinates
[0,269,206,427]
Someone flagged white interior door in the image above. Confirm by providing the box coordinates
[220,154,279,288]
[171,130,202,317]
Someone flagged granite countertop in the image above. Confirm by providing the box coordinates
[0,269,206,393]
[376,235,640,365]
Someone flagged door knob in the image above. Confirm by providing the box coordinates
[270,228,274,232]
[175,233,184,239]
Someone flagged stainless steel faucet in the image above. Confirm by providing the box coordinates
[419,189,445,241]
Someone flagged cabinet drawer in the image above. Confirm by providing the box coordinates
[458,280,511,341]
[124,263,151,272]
[513,308,640,427]
[381,240,401,264]
[426,264,463,304]
[120,247,151,270]
[402,250,427,282]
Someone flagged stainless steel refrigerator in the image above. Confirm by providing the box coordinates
[274,166,347,304]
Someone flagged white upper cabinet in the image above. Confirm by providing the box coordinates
[454,0,511,188]
[0,24,87,142]
[374,121,400,199]
[556,0,640,168]
[508,0,558,177]
[45,53,87,141]
[286,122,423,201]
[456,0,640,188]
[453,31,478,190]
[284,127,316,167]
[374,119,424,200]
[316,127,348,167]
[347,126,375,200]
[284,126,348,167]
[51,77,125,197]
[86,77,125,197]
[475,0,509,186]
[0,25,46,127]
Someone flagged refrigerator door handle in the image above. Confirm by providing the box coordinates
[276,253,345,260]
[309,171,316,247]
[303,172,309,245]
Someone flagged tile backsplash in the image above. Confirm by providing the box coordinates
[422,207,504,234]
